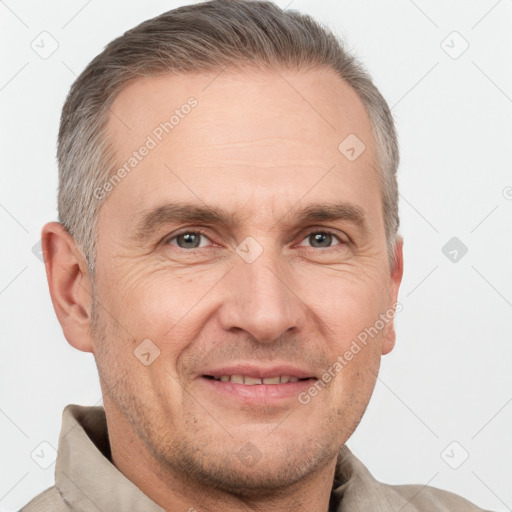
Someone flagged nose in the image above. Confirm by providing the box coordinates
[217,246,305,343]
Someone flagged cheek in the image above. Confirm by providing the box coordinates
[101,265,226,356]
[302,273,389,403]
[299,264,389,341]
[335,360,380,430]
[98,249,389,358]
[90,289,185,409]
[324,328,382,411]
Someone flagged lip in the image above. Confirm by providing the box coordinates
[199,375,316,405]
[197,362,318,406]
[200,363,317,380]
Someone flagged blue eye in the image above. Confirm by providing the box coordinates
[299,231,345,249]
[165,229,346,251]
[167,231,210,249]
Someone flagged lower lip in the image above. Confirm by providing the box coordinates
[199,376,316,405]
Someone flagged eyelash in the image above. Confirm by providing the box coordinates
[164,228,348,251]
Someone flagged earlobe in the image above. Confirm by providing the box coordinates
[41,222,94,353]
[381,325,396,355]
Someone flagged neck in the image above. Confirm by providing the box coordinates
[105,404,339,512]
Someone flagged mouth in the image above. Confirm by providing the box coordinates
[202,374,312,385]
[196,362,319,405]
[198,372,317,405]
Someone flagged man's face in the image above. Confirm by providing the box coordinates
[90,67,402,492]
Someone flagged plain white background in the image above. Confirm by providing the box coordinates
[1,1,511,511]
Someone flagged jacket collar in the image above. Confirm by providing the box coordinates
[55,404,417,511]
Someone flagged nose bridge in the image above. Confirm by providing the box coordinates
[219,241,304,343]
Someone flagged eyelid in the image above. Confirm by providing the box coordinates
[164,226,349,250]
[294,227,348,248]
[163,227,214,247]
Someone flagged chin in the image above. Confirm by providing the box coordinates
[152,428,338,498]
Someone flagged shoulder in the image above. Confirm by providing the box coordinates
[334,446,493,511]
[18,486,70,512]
[389,482,493,511]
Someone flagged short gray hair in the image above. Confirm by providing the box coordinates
[57,0,400,277]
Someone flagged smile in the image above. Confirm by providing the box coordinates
[204,375,310,385]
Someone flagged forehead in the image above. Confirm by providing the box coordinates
[107,66,374,153]
[100,67,382,234]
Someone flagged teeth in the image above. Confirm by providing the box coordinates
[244,376,262,385]
[212,375,307,384]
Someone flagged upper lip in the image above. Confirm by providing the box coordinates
[201,363,317,380]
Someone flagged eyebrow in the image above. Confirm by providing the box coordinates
[132,200,369,242]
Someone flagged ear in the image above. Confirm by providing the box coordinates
[41,222,94,353]
[381,236,404,355]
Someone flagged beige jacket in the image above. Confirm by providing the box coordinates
[20,404,490,511]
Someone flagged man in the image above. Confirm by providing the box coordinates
[21,0,489,510]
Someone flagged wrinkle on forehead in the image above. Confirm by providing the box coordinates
[99,67,383,246]
[105,66,376,162]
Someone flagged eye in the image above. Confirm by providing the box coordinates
[164,228,347,252]
[166,230,212,249]
[298,230,346,249]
